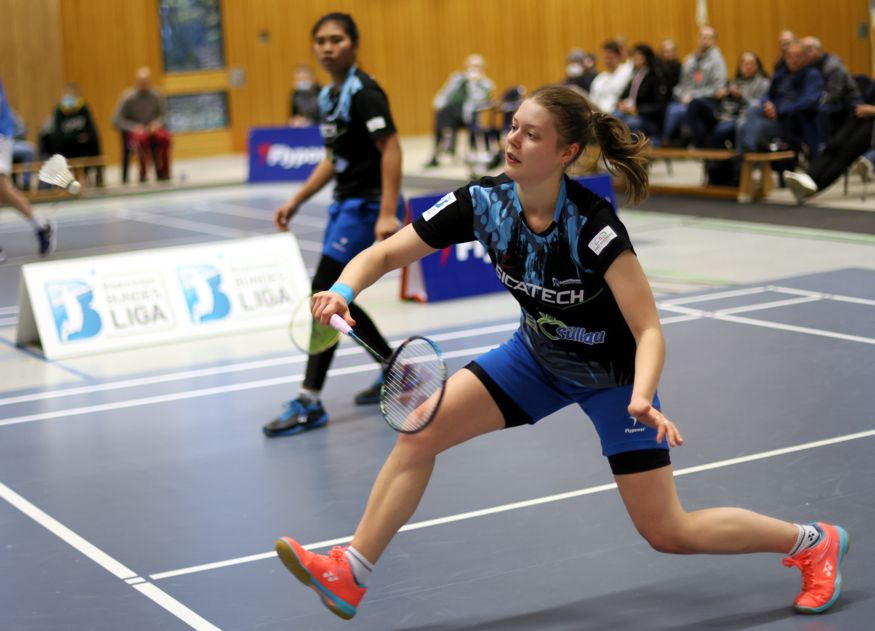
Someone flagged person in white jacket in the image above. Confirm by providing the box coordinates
[588,40,633,114]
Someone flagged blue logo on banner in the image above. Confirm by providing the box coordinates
[178,264,231,323]
[45,280,102,343]
[248,126,325,182]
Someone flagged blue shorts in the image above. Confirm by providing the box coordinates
[471,330,669,458]
[322,198,404,264]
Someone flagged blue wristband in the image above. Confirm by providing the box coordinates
[328,282,355,304]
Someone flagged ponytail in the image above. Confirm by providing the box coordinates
[527,85,651,205]
[591,112,650,205]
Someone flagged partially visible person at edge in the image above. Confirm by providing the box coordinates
[263,12,404,437]
[272,84,850,620]
[0,75,55,264]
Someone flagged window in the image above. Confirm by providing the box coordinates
[159,0,225,73]
[167,92,229,132]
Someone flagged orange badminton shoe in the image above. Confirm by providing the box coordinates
[275,537,366,620]
[782,522,850,614]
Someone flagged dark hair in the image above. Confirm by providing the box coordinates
[311,12,359,45]
[735,51,769,80]
[631,44,658,70]
[601,40,621,56]
[528,85,649,204]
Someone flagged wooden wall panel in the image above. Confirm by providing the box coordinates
[0,0,63,145]
[2,0,867,164]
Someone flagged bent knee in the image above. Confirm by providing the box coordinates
[637,526,691,555]
[394,432,441,463]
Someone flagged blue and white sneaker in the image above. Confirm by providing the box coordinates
[36,219,57,257]
[263,397,328,437]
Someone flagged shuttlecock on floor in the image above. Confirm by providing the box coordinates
[38,154,81,194]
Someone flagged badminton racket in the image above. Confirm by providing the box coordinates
[287,296,447,433]
[38,154,81,194]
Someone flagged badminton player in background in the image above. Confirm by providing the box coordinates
[275,85,849,620]
[0,75,55,263]
[263,12,403,437]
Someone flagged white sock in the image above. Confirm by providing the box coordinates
[788,523,821,556]
[298,388,320,404]
[345,546,374,587]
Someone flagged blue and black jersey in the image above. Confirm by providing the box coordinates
[413,174,638,388]
[318,66,396,201]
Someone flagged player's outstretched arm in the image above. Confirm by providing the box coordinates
[311,225,436,325]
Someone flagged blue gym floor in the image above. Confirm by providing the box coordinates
[1,186,873,630]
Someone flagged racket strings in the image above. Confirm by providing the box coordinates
[381,338,445,432]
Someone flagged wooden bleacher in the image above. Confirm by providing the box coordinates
[646,147,796,202]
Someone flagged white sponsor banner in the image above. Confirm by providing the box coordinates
[16,234,311,359]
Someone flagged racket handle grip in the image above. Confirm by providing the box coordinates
[329,313,352,335]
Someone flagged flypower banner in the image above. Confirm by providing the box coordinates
[16,233,310,359]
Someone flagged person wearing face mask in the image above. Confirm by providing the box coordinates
[425,54,495,167]
[50,83,103,186]
[563,48,597,95]
[288,65,321,127]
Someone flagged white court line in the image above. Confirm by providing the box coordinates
[770,285,875,307]
[0,306,17,314]
[0,481,219,630]
[0,322,518,408]
[0,345,497,428]
[714,295,821,315]
[660,286,767,305]
[208,201,329,230]
[149,426,875,581]
[4,292,873,425]
[659,301,875,345]
[125,210,255,238]
[0,317,16,327]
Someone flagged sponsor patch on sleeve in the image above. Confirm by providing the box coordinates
[365,116,387,133]
[587,225,617,255]
[422,192,456,221]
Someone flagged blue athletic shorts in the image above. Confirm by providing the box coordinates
[471,330,669,458]
[322,198,404,264]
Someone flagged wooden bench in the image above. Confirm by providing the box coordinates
[646,147,796,202]
[10,156,106,200]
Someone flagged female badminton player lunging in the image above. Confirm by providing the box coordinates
[275,85,849,620]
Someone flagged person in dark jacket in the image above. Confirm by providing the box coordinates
[614,43,667,140]
[736,40,823,158]
[801,36,862,143]
[784,75,875,202]
[50,83,103,186]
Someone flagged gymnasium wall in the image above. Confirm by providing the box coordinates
[1,0,871,163]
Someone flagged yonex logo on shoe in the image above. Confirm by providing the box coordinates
[824,561,833,577]
[323,571,339,582]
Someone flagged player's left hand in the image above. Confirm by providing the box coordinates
[628,398,684,447]
[375,214,400,241]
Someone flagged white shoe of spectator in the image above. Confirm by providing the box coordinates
[783,171,817,204]
[850,157,873,184]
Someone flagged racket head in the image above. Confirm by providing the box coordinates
[288,295,341,355]
[380,336,447,433]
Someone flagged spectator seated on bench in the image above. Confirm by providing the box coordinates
[112,67,172,183]
[49,83,104,187]
[735,40,822,162]
[424,54,495,168]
